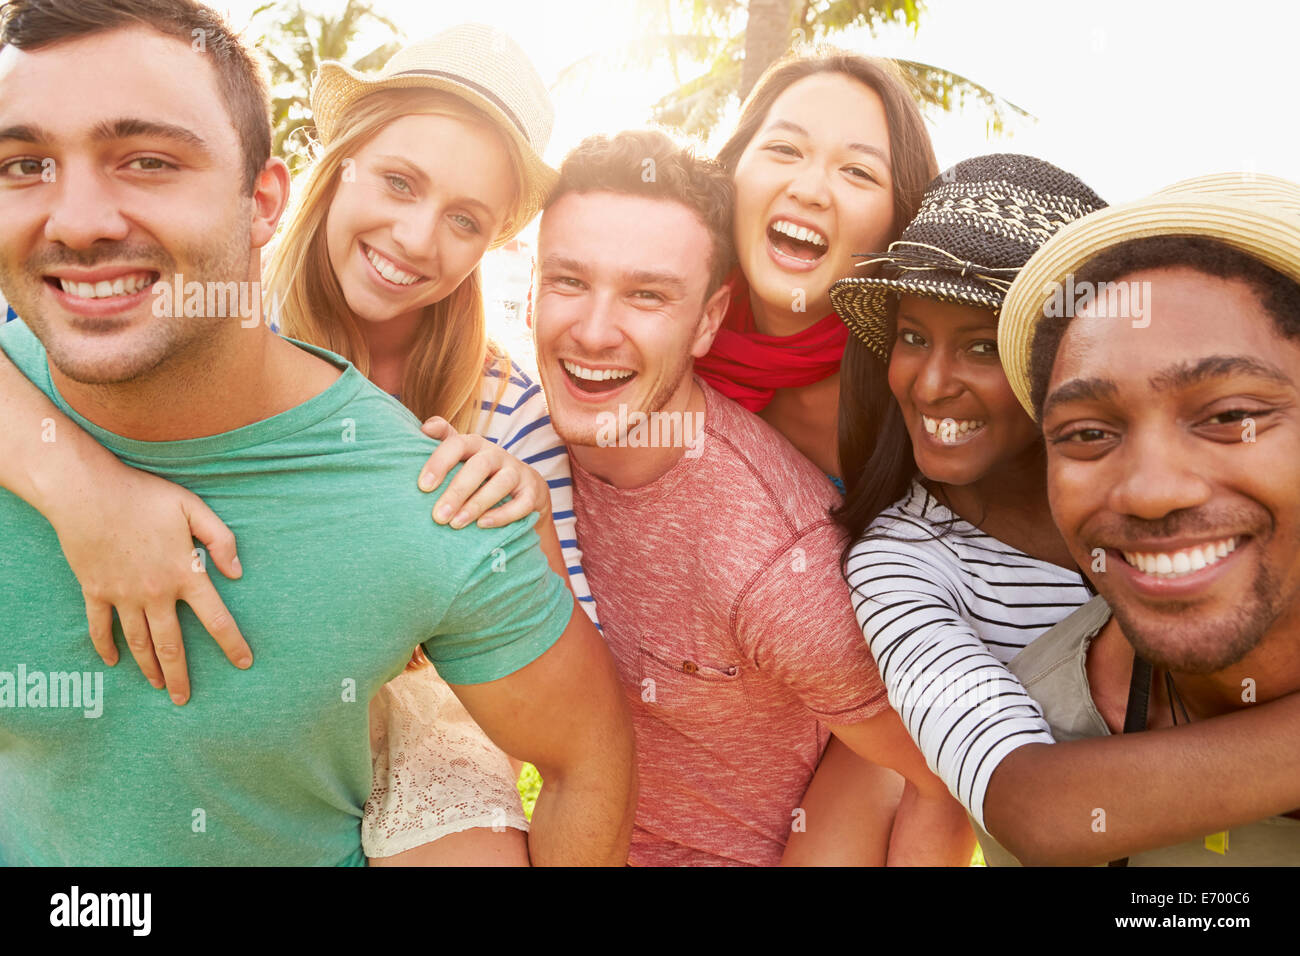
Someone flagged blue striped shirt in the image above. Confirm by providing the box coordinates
[476,359,598,627]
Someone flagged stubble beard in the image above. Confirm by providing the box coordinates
[5,223,253,388]
[1107,562,1279,675]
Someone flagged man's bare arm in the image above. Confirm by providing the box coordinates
[449,605,638,866]
[984,693,1300,865]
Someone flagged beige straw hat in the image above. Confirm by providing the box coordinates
[311,23,558,247]
[999,172,1300,419]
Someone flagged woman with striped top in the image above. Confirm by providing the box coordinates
[0,26,593,865]
[828,154,1300,863]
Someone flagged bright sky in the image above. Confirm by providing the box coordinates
[216,0,1300,204]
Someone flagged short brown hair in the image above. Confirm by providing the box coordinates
[0,0,271,193]
[716,48,938,245]
[546,129,735,297]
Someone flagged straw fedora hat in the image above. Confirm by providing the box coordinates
[999,172,1300,419]
[311,23,558,248]
[830,154,1105,362]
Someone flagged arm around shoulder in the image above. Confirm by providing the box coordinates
[0,335,249,701]
[983,692,1300,865]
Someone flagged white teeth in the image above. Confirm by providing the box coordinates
[562,359,634,382]
[921,414,985,443]
[58,273,153,299]
[365,247,423,286]
[1119,537,1240,578]
[771,219,828,248]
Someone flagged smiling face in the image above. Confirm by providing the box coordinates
[324,111,517,331]
[731,72,895,330]
[888,294,1041,488]
[534,190,727,448]
[0,26,262,384]
[1043,266,1300,673]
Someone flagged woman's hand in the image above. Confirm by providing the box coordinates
[47,465,251,705]
[418,417,550,528]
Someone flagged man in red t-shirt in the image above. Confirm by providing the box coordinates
[530,130,973,866]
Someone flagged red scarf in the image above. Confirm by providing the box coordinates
[695,270,848,412]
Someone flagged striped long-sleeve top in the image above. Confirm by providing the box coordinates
[475,358,598,626]
[844,480,1091,830]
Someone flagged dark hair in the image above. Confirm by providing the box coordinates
[716,48,938,248]
[832,328,914,560]
[1029,235,1300,419]
[0,0,271,193]
[546,129,735,297]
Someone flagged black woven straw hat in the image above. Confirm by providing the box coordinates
[830,153,1106,361]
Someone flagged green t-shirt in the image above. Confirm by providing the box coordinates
[0,320,573,866]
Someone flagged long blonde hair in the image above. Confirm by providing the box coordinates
[266,87,520,431]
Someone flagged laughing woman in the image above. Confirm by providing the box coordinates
[698,49,937,487]
[696,49,947,864]
[829,154,1300,864]
[0,25,594,865]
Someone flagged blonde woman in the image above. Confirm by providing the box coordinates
[0,25,595,865]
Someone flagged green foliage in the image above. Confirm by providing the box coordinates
[561,0,1030,142]
[517,762,542,820]
[894,57,1031,139]
[249,0,404,173]
[797,0,922,40]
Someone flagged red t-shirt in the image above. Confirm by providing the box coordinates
[571,379,890,866]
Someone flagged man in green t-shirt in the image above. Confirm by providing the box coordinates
[0,0,635,865]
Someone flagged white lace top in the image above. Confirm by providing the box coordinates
[363,360,599,857]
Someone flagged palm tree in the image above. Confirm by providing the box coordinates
[559,0,1030,141]
[247,0,405,172]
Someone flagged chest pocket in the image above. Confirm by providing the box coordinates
[637,645,750,731]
